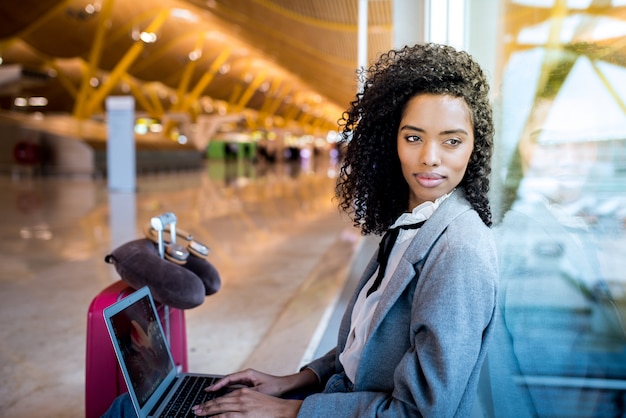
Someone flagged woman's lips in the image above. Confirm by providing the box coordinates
[414,173,445,188]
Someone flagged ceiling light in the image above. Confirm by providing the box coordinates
[189,50,202,61]
[171,8,198,22]
[28,97,48,106]
[140,32,157,43]
[326,131,339,144]
[135,124,148,135]
[219,63,230,74]
[205,31,226,42]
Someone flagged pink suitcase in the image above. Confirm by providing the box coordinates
[85,280,188,418]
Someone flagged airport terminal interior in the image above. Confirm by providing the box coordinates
[1,1,626,417]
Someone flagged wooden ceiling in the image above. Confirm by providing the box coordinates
[0,0,393,134]
[184,0,393,105]
[3,0,626,136]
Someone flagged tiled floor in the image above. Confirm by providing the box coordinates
[0,159,367,417]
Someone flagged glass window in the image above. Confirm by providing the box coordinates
[481,2,626,416]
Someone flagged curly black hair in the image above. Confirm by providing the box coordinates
[335,43,494,234]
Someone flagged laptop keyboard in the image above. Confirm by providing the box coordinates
[160,375,221,417]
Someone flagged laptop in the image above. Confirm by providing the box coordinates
[104,286,227,417]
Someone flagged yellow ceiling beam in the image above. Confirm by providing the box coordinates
[591,60,626,115]
[267,88,293,116]
[121,74,158,117]
[256,83,289,129]
[182,47,232,111]
[47,60,78,98]
[74,0,116,118]
[163,33,205,136]
[130,30,199,75]
[283,102,301,123]
[172,32,206,111]
[107,8,167,46]
[244,112,258,130]
[534,0,568,99]
[80,9,170,118]
[233,69,268,112]
[228,84,242,108]
[146,85,166,116]
[227,58,251,107]
[0,38,18,56]
[298,110,314,126]
[163,47,232,138]
[259,77,284,114]
[310,117,323,131]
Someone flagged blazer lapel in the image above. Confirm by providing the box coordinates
[367,190,473,335]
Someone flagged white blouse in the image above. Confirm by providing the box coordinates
[339,191,453,383]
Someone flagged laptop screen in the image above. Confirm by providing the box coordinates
[108,291,174,407]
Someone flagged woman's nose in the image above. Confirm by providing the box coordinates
[420,142,440,166]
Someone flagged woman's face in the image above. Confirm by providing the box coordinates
[397,94,475,209]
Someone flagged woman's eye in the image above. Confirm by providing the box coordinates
[406,135,421,143]
[446,138,462,146]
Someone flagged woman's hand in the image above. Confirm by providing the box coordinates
[191,368,319,417]
[205,368,319,397]
[191,388,302,417]
[205,369,292,397]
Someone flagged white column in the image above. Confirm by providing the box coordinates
[106,96,137,260]
[466,0,501,87]
[106,96,136,192]
[109,191,137,252]
[358,0,368,92]
[393,0,426,49]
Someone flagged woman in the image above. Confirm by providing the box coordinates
[105,42,498,417]
[191,43,498,417]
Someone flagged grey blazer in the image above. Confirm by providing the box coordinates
[299,190,499,417]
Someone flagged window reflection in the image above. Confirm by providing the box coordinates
[483,2,626,417]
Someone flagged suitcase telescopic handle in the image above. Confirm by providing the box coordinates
[150,211,178,344]
[150,212,178,257]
